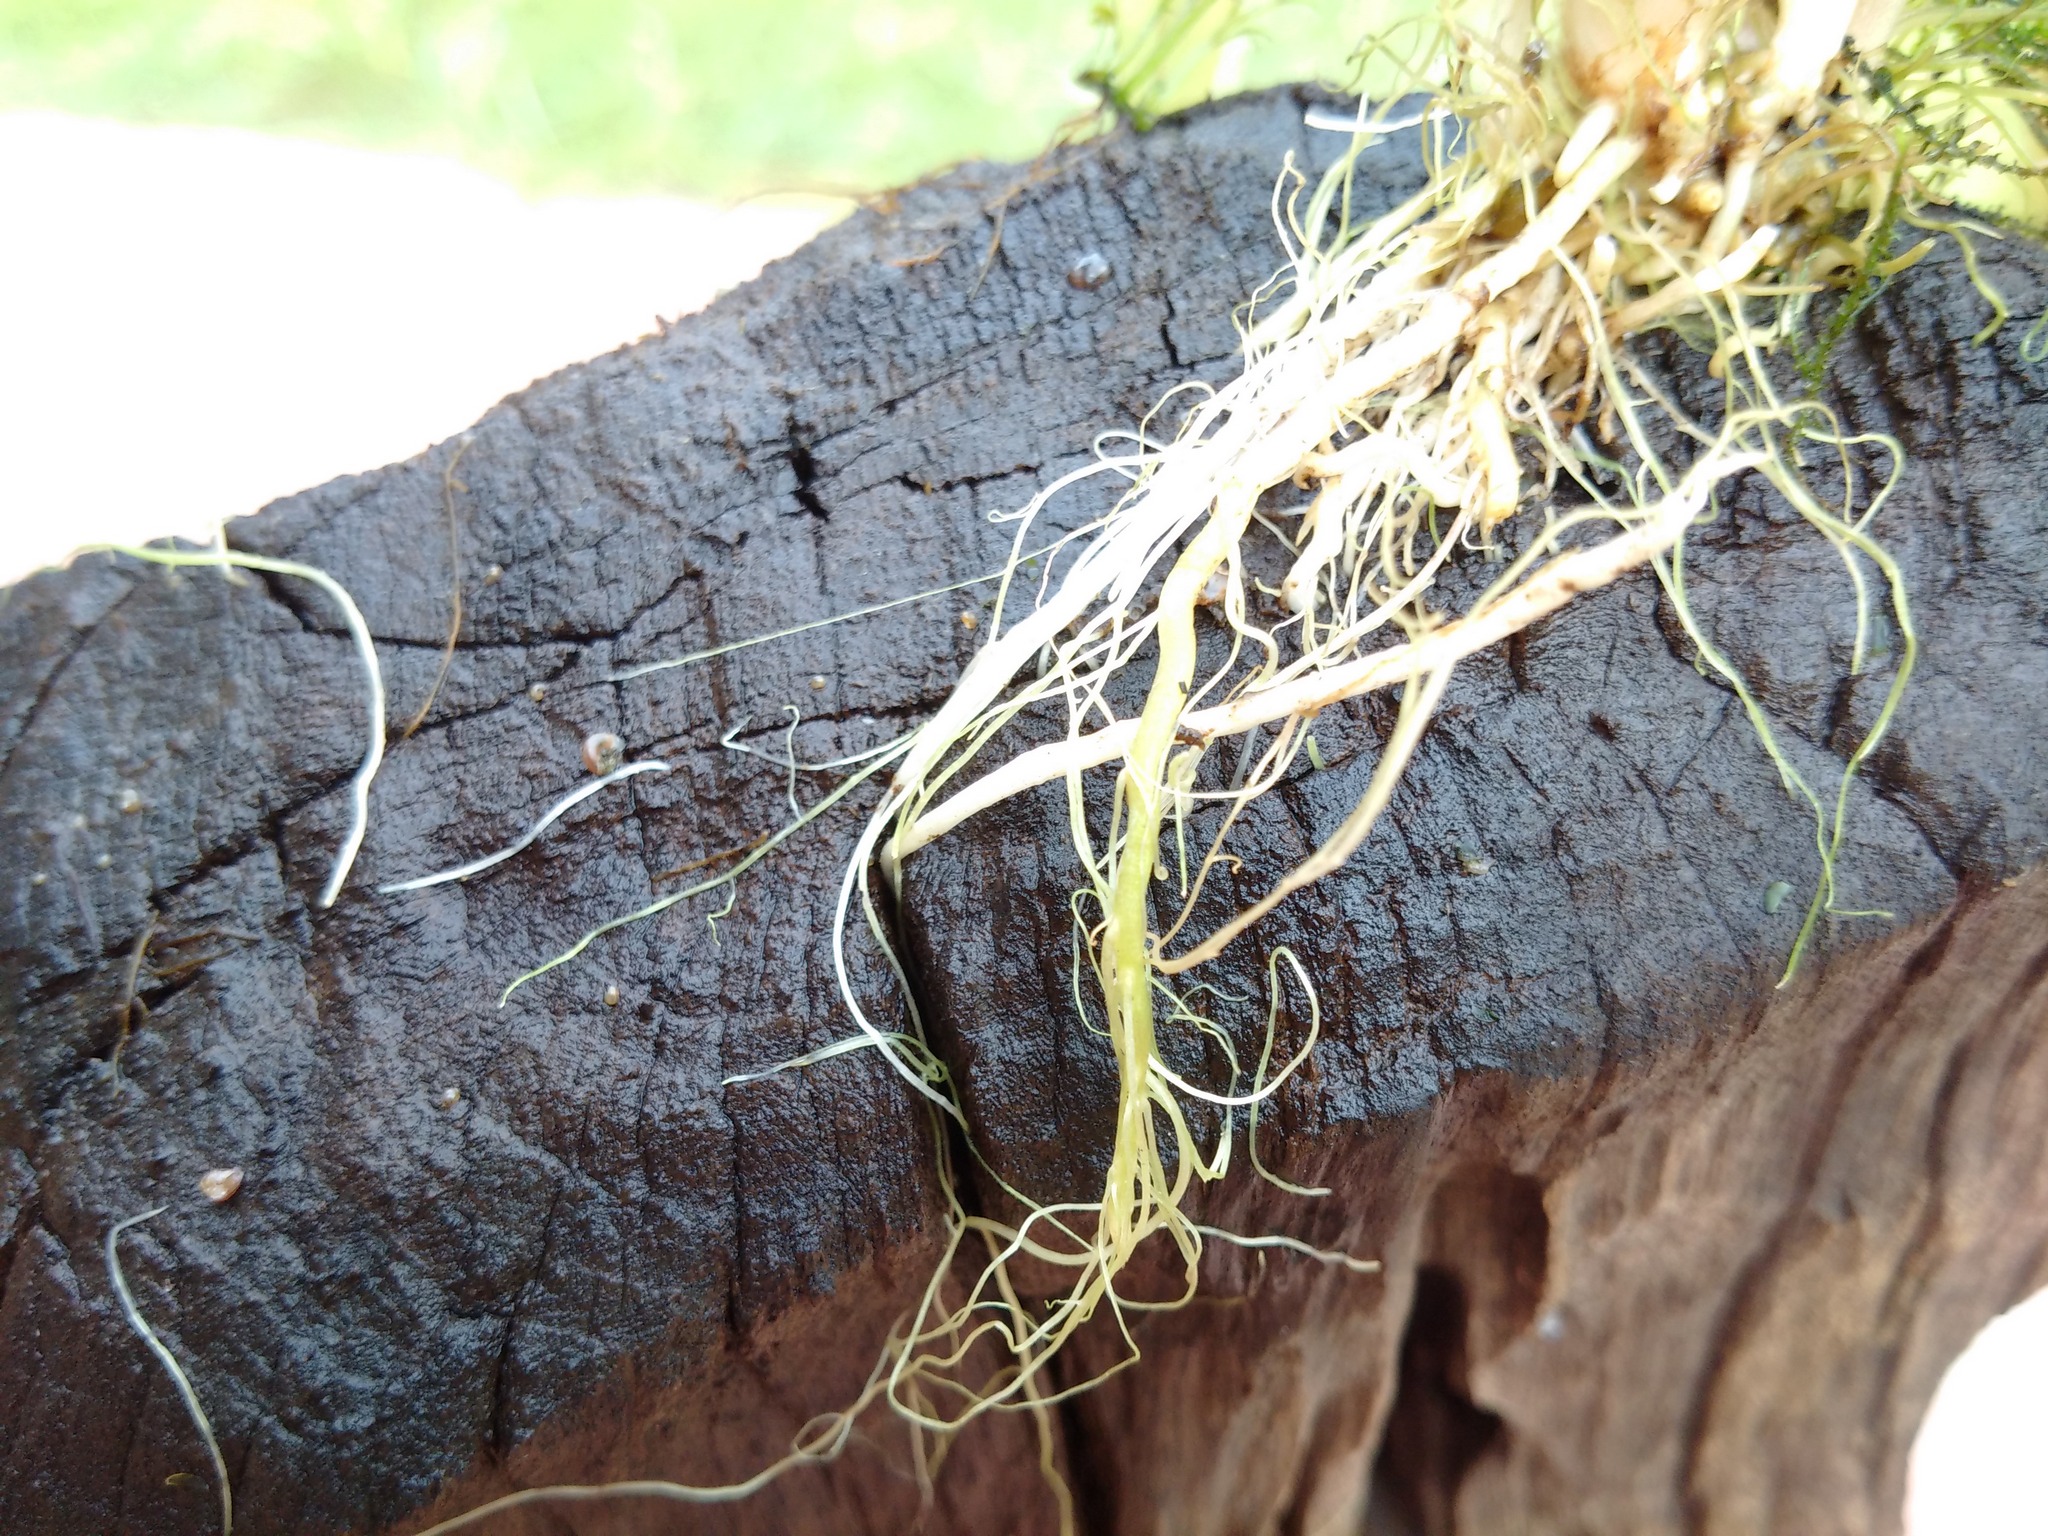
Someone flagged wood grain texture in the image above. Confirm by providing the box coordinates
[2,87,2045,1535]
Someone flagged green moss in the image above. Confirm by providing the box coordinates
[1792,187,1907,396]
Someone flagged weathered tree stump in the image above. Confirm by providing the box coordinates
[3,89,2045,1536]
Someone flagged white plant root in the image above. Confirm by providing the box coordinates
[796,0,1981,1471]
[379,760,671,893]
[893,450,1747,860]
[108,1208,233,1536]
[83,543,386,909]
[420,0,2048,1525]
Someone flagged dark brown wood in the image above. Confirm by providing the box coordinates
[2,87,2045,1536]
[990,878,2048,1536]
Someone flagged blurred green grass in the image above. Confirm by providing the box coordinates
[0,0,1368,200]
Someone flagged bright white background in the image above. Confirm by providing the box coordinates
[1,113,2042,1533]
[0,113,842,583]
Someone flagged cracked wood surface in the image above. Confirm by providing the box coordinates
[3,88,2047,1536]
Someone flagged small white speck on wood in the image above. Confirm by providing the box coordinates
[198,1168,244,1205]
[581,731,624,776]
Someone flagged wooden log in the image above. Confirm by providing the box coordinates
[2,87,2044,1535]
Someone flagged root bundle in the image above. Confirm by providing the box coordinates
[745,0,2039,1514]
